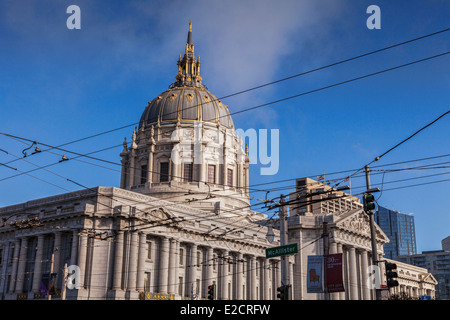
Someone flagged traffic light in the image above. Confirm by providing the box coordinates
[207,284,215,300]
[363,193,376,212]
[277,286,285,300]
[277,285,290,300]
[385,262,399,288]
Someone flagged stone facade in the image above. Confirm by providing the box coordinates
[0,187,280,300]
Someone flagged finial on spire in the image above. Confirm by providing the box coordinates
[187,21,193,45]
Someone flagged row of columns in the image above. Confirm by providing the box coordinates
[1,230,81,296]
[120,130,251,196]
[112,232,279,299]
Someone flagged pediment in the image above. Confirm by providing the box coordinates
[335,209,389,243]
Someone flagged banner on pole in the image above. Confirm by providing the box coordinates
[326,253,345,293]
[307,255,323,293]
[40,273,58,296]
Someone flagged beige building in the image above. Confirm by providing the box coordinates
[0,22,281,301]
[286,208,389,300]
[289,177,363,216]
[385,258,437,299]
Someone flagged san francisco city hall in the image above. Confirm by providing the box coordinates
[0,23,431,300]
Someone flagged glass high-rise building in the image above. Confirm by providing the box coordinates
[374,206,417,259]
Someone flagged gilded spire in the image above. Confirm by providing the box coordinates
[173,21,204,88]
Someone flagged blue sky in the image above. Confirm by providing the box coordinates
[0,0,449,253]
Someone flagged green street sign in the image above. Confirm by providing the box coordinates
[266,243,298,258]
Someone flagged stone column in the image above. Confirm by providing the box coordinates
[348,247,358,300]
[70,231,79,267]
[120,158,127,189]
[147,144,155,183]
[236,252,243,300]
[127,231,138,291]
[206,247,213,286]
[136,232,147,292]
[32,235,45,293]
[263,259,270,300]
[128,148,136,188]
[9,239,21,294]
[220,250,229,300]
[15,237,28,294]
[250,255,257,299]
[168,238,178,295]
[189,243,198,297]
[112,231,124,290]
[159,237,170,293]
[78,233,88,289]
[360,250,370,300]
[199,145,205,184]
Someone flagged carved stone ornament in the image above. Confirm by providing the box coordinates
[341,213,371,236]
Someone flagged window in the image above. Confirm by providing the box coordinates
[208,165,216,184]
[179,248,184,265]
[160,162,169,182]
[144,272,151,292]
[178,277,184,296]
[197,250,202,267]
[141,165,148,184]
[147,241,152,259]
[227,168,233,187]
[183,163,193,182]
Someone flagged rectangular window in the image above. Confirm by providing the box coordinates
[147,241,152,260]
[144,272,151,292]
[178,277,184,296]
[179,248,184,265]
[141,165,148,184]
[160,162,169,182]
[208,165,216,184]
[227,168,233,187]
[197,250,202,267]
[183,163,193,182]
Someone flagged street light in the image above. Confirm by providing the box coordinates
[266,225,275,243]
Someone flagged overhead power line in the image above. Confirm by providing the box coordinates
[1,49,448,187]
[2,27,448,171]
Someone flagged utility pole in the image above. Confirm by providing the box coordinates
[61,263,68,300]
[364,165,381,301]
[322,221,329,300]
[48,252,54,300]
[279,194,290,299]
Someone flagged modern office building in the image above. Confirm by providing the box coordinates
[397,237,450,300]
[374,206,417,260]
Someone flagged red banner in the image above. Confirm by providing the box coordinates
[326,253,345,293]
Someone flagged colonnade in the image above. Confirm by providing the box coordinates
[112,232,280,300]
[0,230,79,297]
